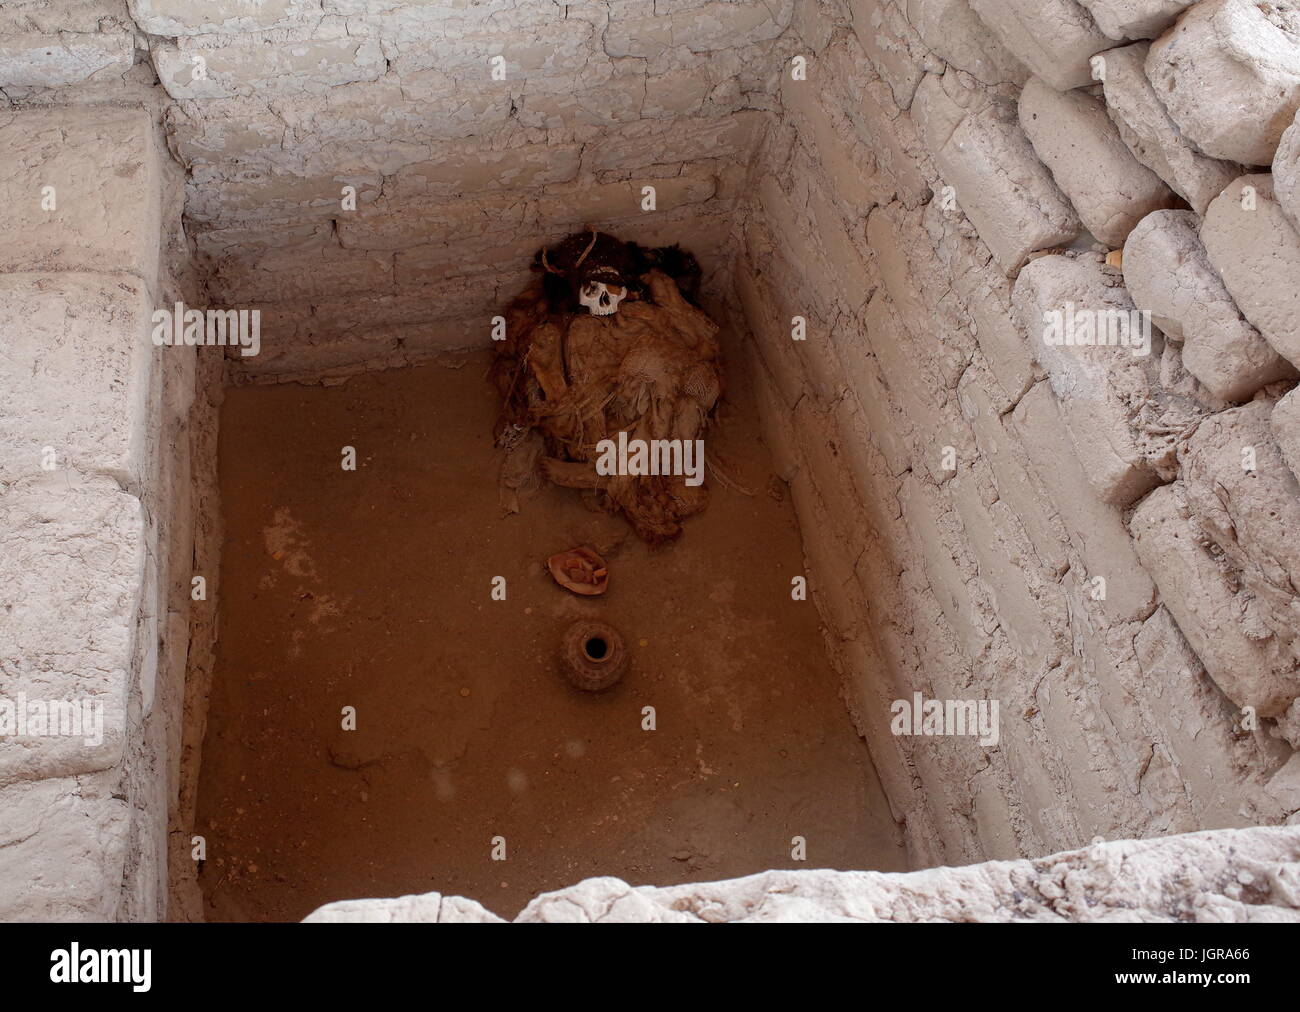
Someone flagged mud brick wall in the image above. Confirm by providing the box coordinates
[302,825,1300,921]
[1,0,799,378]
[0,105,194,920]
[731,0,1300,867]
[1,0,1299,920]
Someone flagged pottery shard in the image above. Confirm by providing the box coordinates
[1145,0,1300,167]
[547,547,609,596]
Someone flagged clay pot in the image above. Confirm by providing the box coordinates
[560,620,627,691]
[547,546,609,596]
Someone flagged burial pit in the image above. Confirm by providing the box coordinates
[1,0,1299,923]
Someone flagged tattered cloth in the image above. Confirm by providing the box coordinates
[491,269,723,543]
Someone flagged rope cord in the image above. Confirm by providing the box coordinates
[541,224,599,276]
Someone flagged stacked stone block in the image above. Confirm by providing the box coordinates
[0,106,189,920]
[734,0,1300,869]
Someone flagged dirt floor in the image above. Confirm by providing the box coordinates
[195,335,907,922]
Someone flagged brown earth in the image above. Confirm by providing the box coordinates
[195,336,906,922]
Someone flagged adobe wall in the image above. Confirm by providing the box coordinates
[0,105,198,919]
[730,0,1300,866]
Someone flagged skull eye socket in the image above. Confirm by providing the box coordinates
[578,280,625,315]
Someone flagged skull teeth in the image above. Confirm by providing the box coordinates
[579,281,624,316]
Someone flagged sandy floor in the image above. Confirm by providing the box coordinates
[196,338,906,921]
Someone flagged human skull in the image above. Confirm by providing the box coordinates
[579,280,626,316]
[537,230,638,315]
